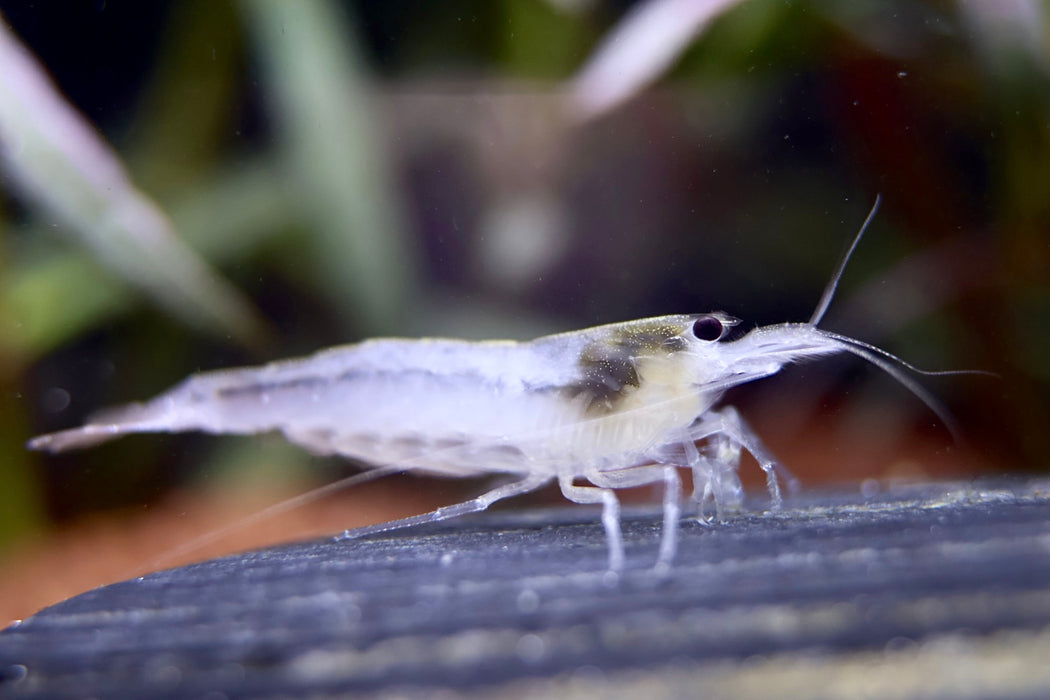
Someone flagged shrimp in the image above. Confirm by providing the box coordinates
[27,196,955,572]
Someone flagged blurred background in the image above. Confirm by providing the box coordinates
[0,0,1047,622]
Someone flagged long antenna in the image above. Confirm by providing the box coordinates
[141,463,407,574]
[808,194,882,326]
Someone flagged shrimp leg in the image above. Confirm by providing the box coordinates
[687,406,796,507]
[588,465,682,570]
[335,474,551,542]
[558,474,627,573]
[686,436,744,522]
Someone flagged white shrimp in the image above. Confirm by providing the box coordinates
[28,197,956,572]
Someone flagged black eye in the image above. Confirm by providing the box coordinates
[692,315,724,341]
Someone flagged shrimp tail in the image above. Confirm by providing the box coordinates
[27,399,183,453]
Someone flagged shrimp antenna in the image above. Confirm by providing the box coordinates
[142,463,407,574]
[808,194,882,326]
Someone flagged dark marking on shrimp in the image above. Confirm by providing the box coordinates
[566,320,693,413]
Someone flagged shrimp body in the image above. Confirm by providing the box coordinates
[25,314,852,572]
[29,316,724,476]
[29,198,948,573]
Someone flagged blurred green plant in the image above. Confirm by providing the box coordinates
[0,15,268,355]
[0,0,416,548]
[241,0,415,334]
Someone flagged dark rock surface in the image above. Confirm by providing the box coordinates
[3,479,1050,699]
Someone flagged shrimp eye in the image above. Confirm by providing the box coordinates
[692,315,724,341]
